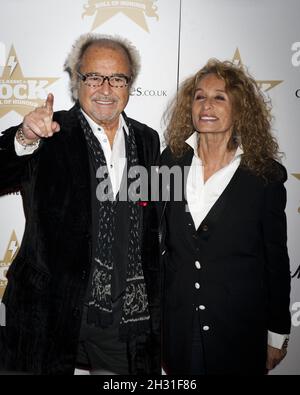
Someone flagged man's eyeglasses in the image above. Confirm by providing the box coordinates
[77,71,131,88]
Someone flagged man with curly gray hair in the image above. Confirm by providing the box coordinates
[0,33,161,375]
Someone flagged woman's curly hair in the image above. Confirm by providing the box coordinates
[164,59,282,177]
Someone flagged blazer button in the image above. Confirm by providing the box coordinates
[202,224,209,232]
[195,261,201,270]
[81,270,87,280]
[195,282,200,289]
[193,233,198,240]
[203,325,210,331]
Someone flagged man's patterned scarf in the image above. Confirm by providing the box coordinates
[77,108,150,339]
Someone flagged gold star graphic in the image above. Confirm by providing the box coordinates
[292,173,300,181]
[82,0,159,33]
[232,48,283,92]
[0,231,19,299]
[0,46,59,118]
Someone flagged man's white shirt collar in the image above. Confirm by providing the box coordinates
[81,109,129,136]
[80,110,128,199]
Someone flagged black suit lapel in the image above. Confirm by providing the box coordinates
[195,167,244,239]
[172,149,245,242]
[123,114,145,168]
[61,106,91,228]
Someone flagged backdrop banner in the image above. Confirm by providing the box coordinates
[0,0,299,375]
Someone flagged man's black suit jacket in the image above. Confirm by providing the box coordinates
[0,105,161,375]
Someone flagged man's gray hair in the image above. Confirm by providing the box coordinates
[64,33,141,101]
